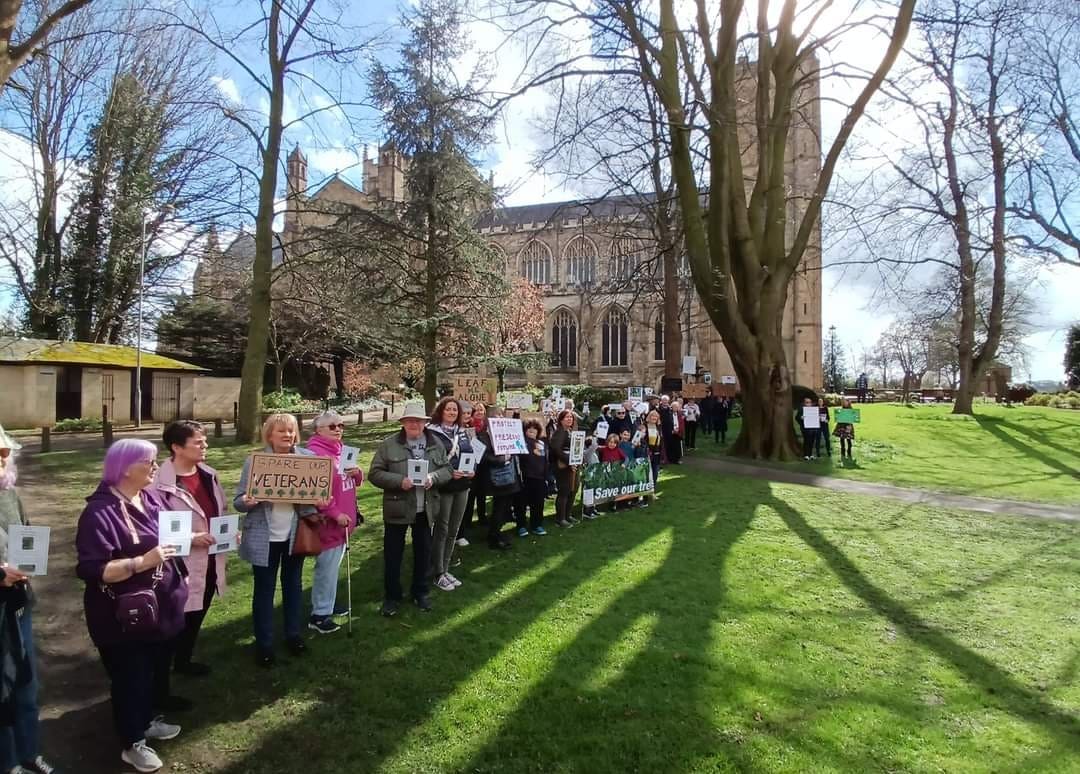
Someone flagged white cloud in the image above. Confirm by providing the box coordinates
[210,76,242,106]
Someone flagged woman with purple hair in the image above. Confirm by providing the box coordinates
[76,439,189,773]
[0,425,59,774]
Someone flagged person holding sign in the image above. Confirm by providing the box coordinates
[796,398,819,460]
[151,420,228,679]
[644,410,664,490]
[235,414,323,667]
[369,404,452,617]
[474,416,522,549]
[0,424,60,774]
[426,398,475,593]
[76,439,189,774]
[833,398,857,460]
[548,410,579,528]
[460,403,490,545]
[519,420,550,536]
[814,398,832,458]
[305,412,363,634]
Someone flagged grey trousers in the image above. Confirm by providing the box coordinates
[430,488,470,577]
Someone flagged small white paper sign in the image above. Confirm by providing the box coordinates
[339,445,360,473]
[208,515,239,555]
[582,488,595,507]
[582,401,590,415]
[595,420,610,440]
[506,393,534,410]
[408,458,429,485]
[470,438,487,460]
[541,399,553,414]
[632,430,644,446]
[489,417,528,455]
[551,387,562,400]
[158,510,193,557]
[644,387,654,396]
[458,452,477,474]
[569,431,586,465]
[8,525,50,575]
[555,398,566,411]
[802,406,820,429]
[682,355,697,374]
[721,375,737,384]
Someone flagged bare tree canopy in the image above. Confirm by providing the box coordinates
[0,0,94,94]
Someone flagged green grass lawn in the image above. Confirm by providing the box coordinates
[29,425,1080,773]
[694,403,1080,505]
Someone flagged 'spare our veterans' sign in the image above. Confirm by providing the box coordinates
[245,453,333,503]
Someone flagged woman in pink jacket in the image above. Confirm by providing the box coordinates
[305,412,362,634]
[152,420,228,680]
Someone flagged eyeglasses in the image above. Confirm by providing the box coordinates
[324,423,345,430]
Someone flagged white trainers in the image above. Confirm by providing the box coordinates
[435,574,456,592]
[121,740,163,772]
[455,537,469,547]
[445,573,462,587]
[144,716,181,740]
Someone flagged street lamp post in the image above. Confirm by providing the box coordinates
[135,212,150,427]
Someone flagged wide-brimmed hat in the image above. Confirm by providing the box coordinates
[0,424,20,452]
[398,402,430,421]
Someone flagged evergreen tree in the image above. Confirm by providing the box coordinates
[1066,324,1080,390]
[368,0,503,409]
[822,325,848,393]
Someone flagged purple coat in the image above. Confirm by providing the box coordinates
[75,483,189,647]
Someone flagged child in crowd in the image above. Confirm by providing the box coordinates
[598,433,627,464]
[518,420,549,536]
[618,430,636,465]
[833,398,856,460]
[796,397,817,461]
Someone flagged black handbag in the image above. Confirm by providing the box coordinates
[489,460,516,488]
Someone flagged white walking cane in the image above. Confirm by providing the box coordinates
[343,522,353,637]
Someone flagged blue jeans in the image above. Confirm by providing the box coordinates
[311,543,345,617]
[0,606,38,768]
[252,541,304,651]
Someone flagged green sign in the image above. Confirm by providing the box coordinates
[580,458,655,506]
[836,408,861,424]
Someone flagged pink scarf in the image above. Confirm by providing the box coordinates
[306,433,343,460]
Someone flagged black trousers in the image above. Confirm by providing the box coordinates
[99,640,171,747]
[384,512,431,601]
[802,429,818,457]
[489,495,514,544]
[554,467,577,522]
[172,559,216,668]
[523,478,546,529]
[686,421,698,449]
[461,477,487,537]
[815,425,832,456]
[714,421,727,443]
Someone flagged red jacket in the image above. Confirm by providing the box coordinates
[597,446,627,464]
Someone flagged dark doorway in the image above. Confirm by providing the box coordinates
[151,373,181,422]
[55,365,83,420]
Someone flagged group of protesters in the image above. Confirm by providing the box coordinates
[0,385,736,772]
[796,397,858,461]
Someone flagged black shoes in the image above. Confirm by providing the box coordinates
[286,637,307,656]
[413,595,433,612]
[256,648,275,668]
[380,599,400,617]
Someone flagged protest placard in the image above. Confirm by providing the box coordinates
[551,386,562,400]
[470,438,488,460]
[579,459,655,506]
[628,386,644,401]
[454,375,497,405]
[458,452,477,474]
[7,525,50,575]
[489,417,528,454]
[682,355,697,375]
[721,375,737,384]
[594,420,610,440]
[835,408,861,423]
[569,431,586,465]
[158,510,192,557]
[506,392,535,410]
[682,383,708,399]
[408,458,429,485]
[802,406,820,429]
[541,399,553,414]
[339,445,360,473]
[245,453,334,504]
[703,372,713,384]
[208,515,239,555]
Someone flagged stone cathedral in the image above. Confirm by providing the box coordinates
[194,71,823,393]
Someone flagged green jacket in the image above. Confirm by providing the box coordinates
[368,429,452,525]
[0,488,28,567]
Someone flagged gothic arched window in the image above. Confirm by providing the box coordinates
[520,240,552,284]
[552,309,578,368]
[610,237,644,281]
[564,236,597,286]
[601,307,629,367]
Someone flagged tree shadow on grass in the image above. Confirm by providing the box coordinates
[974,416,1080,485]
[769,490,1080,758]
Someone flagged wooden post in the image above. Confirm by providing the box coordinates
[357,410,364,425]
[41,427,51,453]
[382,407,388,422]
[214,418,223,438]
[103,419,113,448]
[295,414,304,433]
[233,402,239,426]
[102,403,109,424]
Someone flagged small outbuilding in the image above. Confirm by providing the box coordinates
[0,337,240,429]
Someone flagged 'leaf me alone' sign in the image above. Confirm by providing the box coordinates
[245,453,334,504]
[453,375,497,406]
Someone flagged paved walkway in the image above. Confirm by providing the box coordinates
[685,455,1080,523]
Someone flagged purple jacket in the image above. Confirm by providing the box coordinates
[75,483,189,647]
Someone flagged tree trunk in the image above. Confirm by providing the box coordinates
[496,366,506,393]
[662,241,682,379]
[236,13,285,443]
[729,346,798,460]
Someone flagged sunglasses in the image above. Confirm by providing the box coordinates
[324,423,345,430]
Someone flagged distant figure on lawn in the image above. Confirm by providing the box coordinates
[856,372,869,403]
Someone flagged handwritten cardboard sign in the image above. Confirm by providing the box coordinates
[246,453,333,503]
[682,383,708,399]
[488,417,528,455]
[454,375,497,406]
[506,392,534,410]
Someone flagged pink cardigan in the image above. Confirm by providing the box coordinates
[151,460,227,613]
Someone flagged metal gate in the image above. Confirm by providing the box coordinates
[151,374,181,422]
[101,373,116,422]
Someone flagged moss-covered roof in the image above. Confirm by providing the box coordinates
[0,337,205,371]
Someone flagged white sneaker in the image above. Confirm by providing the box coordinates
[435,574,456,592]
[144,716,181,740]
[445,573,462,587]
[455,537,469,547]
[121,740,163,772]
